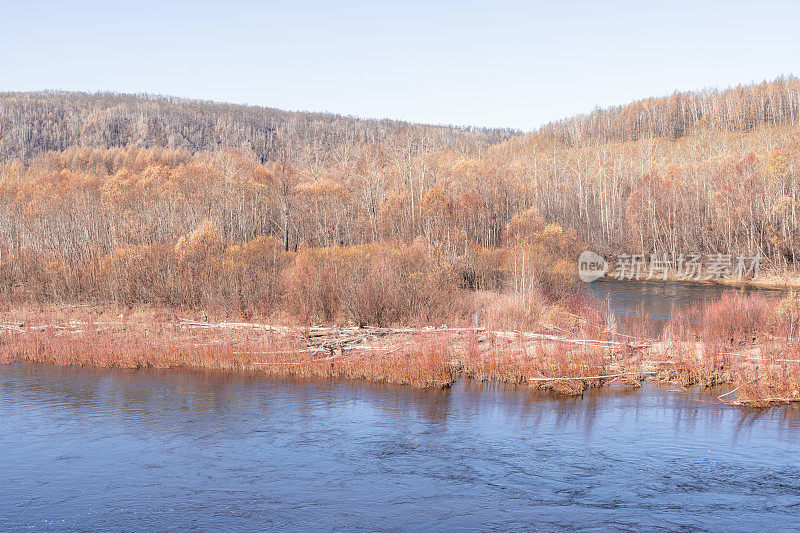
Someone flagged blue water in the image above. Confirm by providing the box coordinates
[2,364,800,531]
[584,278,787,334]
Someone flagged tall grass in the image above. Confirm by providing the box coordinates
[0,297,620,394]
[0,309,457,388]
[4,291,800,406]
[701,292,775,344]
[653,291,800,405]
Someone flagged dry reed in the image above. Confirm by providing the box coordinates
[5,291,800,406]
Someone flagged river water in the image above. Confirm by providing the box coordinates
[2,364,800,531]
[583,278,787,334]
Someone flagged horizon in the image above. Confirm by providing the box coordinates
[3,1,799,131]
[6,74,797,134]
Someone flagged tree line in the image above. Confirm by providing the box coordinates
[0,91,514,163]
[0,79,799,317]
[540,76,800,144]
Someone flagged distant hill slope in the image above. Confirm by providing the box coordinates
[2,79,799,163]
[538,76,800,145]
[0,91,517,162]
[1,78,800,276]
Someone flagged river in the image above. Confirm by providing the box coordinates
[2,364,799,531]
[583,278,788,334]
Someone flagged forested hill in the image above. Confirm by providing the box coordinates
[1,78,800,280]
[0,91,517,162]
[538,76,800,145]
[3,78,800,163]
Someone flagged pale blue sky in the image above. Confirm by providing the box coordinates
[2,1,798,130]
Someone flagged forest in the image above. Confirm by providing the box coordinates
[1,78,800,317]
[2,78,800,404]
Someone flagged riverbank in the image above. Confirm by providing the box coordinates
[605,270,800,289]
[0,307,623,393]
[2,299,799,407]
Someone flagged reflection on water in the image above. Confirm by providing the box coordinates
[583,278,787,334]
[1,364,800,530]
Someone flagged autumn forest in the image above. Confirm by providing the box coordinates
[1,77,800,405]
[1,79,800,318]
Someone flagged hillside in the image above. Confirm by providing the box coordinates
[0,91,516,162]
[0,79,799,314]
[538,76,800,144]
